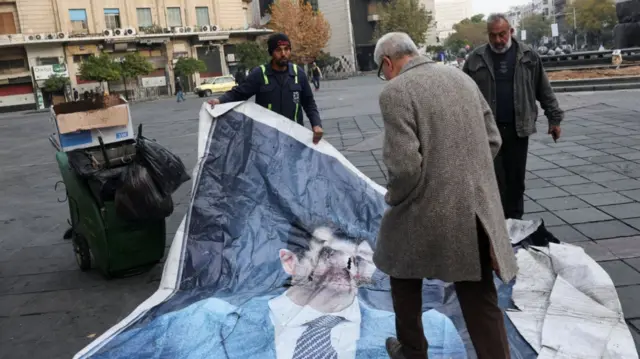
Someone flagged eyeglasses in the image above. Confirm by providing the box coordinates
[377,61,386,81]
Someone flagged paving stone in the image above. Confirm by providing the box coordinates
[532,168,575,178]
[598,260,640,286]
[601,179,640,191]
[588,142,623,150]
[625,257,640,272]
[546,224,590,242]
[573,241,617,261]
[547,141,578,148]
[600,203,640,220]
[565,164,610,174]
[579,192,634,206]
[537,196,591,211]
[525,187,569,200]
[525,172,539,180]
[621,189,640,202]
[598,237,640,259]
[554,208,613,224]
[551,158,591,167]
[573,150,609,158]
[558,145,591,152]
[547,175,591,186]
[525,178,554,189]
[619,151,640,161]
[617,285,640,318]
[524,200,545,213]
[574,220,640,240]
[582,171,630,182]
[523,211,565,226]
[588,155,627,164]
[561,183,612,195]
[603,147,637,155]
[526,160,558,171]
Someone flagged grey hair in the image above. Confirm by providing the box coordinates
[373,32,419,66]
[487,13,511,28]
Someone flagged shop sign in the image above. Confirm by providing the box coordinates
[33,64,69,80]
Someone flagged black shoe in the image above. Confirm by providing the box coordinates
[386,337,406,359]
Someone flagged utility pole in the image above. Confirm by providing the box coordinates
[573,7,578,49]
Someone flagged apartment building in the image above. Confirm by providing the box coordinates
[0,0,270,112]
[507,0,556,31]
[434,0,472,41]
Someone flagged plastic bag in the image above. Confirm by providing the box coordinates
[136,136,190,197]
[115,162,174,221]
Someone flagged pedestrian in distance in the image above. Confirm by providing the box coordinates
[372,31,518,359]
[463,13,564,220]
[208,33,323,144]
[175,78,186,103]
[310,61,322,91]
[73,88,79,101]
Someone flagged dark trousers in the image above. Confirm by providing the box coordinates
[312,76,320,90]
[494,123,529,220]
[389,222,510,359]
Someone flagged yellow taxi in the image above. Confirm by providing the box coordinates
[195,75,237,97]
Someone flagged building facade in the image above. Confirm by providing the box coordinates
[0,0,269,112]
[507,0,556,31]
[434,0,472,41]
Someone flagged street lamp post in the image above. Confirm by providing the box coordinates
[573,7,578,49]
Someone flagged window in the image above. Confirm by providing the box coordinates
[0,12,17,34]
[0,59,26,71]
[38,57,59,65]
[137,8,153,29]
[167,7,182,27]
[73,54,92,63]
[104,9,121,29]
[69,9,88,33]
[196,7,210,26]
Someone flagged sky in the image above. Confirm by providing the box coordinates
[472,0,530,17]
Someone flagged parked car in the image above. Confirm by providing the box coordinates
[195,76,237,97]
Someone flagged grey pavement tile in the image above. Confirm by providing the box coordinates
[579,192,634,206]
[0,293,37,317]
[621,190,640,202]
[617,286,640,319]
[574,220,640,240]
[530,148,559,156]
[524,200,545,213]
[554,208,613,224]
[564,164,610,174]
[601,179,640,191]
[587,155,627,164]
[547,224,590,243]
[599,260,640,286]
[598,237,640,260]
[560,135,593,142]
[625,257,640,272]
[525,178,553,189]
[599,203,640,220]
[523,211,565,226]
[575,138,603,145]
[537,196,591,211]
[547,141,578,148]
[551,158,591,167]
[619,151,640,161]
[543,153,579,161]
[525,187,569,200]
[573,241,617,261]
[525,172,539,180]
[603,147,637,155]
[573,150,610,158]
[560,183,612,195]
[532,168,575,178]
[588,142,623,150]
[526,160,558,171]
[582,171,630,182]
[625,218,640,232]
[547,175,591,186]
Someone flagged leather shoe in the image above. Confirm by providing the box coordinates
[385,337,406,359]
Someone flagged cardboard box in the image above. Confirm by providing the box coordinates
[51,95,134,152]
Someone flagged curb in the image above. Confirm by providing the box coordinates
[551,76,640,93]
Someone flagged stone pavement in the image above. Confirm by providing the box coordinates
[1,75,640,358]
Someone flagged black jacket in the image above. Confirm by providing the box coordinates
[218,62,321,127]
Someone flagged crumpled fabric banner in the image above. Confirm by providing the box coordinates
[75,102,539,359]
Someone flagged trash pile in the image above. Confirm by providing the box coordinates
[50,95,190,277]
[51,95,190,222]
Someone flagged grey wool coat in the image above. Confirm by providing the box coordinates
[372,57,518,284]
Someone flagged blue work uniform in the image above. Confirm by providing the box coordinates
[217,62,321,128]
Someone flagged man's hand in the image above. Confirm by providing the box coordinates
[312,126,323,144]
[208,98,220,108]
[548,125,561,142]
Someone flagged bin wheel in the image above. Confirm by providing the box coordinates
[72,233,91,271]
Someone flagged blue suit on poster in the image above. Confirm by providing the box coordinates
[94,295,467,359]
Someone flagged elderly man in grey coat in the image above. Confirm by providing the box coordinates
[372,32,518,359]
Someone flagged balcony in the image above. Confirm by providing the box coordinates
[368,1,381,22]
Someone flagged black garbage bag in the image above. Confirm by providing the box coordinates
[136,136,190,197]
[115,162,174,221]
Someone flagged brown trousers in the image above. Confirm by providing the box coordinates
[389,225,511,359]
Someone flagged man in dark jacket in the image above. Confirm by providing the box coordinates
[209,33,323,144]
[463,13,564,220]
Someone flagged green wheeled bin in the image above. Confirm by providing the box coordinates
[55,151,166,278]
